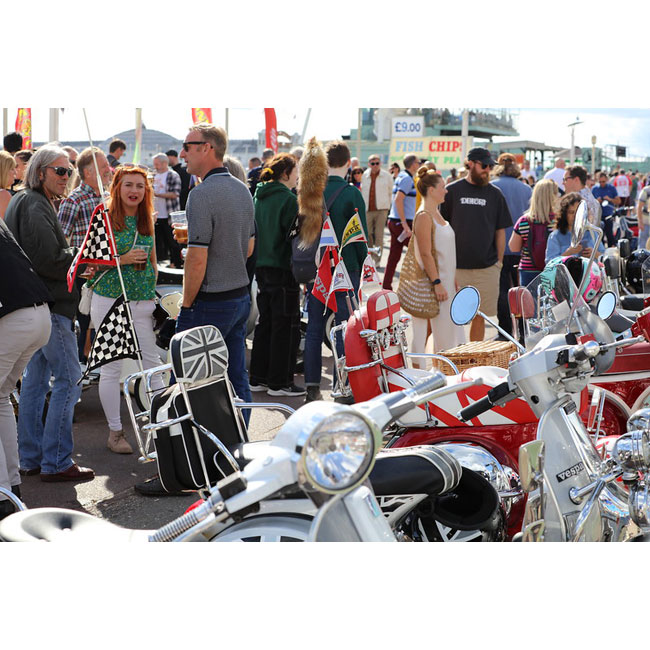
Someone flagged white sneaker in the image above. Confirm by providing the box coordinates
[249,381,268,392]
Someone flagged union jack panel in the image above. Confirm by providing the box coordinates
[171,325,229,383]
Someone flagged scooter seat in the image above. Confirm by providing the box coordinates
[0,508,152,543]
[620,295,645,312]
[370,446,461,497]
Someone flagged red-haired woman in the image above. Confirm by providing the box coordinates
[88,165,164,453]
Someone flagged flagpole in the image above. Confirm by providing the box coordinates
[82,108,145,377]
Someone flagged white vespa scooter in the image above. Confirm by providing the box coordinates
[450,258,650,542]
[0,374,466,543]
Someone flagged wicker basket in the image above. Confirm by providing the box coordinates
[432,341,516,376]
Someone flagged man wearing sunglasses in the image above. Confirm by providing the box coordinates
[441,147,512,342]
[177,124,256,419]
[4,144,94,483]
[361,155,392,265]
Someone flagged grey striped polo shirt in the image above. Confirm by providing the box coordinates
[186,168,255,294]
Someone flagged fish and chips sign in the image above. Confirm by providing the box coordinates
[389,136,473,170]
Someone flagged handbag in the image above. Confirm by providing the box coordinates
[396,212,440,320]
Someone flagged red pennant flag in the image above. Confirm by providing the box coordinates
[192,108,213,124]
[264,108,278,153]
[311,246,340,312]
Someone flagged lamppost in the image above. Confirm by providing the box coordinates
[591,135,596,176]
[568,117,583,165]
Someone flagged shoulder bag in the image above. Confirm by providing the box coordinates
[396,211,440,319]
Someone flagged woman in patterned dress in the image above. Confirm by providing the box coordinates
[88,165,164,454]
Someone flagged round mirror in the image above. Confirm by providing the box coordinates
[450,286,480,326]
[571,200,588,248]
[597,291,617,321]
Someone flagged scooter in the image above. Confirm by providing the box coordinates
[122,323,503,542]
[449,279,650,541]
[0,375,482,543]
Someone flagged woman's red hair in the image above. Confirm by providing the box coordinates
[107,166,154,236]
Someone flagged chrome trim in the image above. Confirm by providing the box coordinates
[406,353,460,375]
[0,486,27,512]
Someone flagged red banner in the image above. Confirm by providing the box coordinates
[264,108,278,153]
[15,108,32,149]
[192,108,213,124]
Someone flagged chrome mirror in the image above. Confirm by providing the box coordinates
[571,200,588,248]
[596,291,617,321]
[519,440,545,492]
[450,286,480,326]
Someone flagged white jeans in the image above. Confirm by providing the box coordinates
[0,305,51,498]
[90,295,164,432]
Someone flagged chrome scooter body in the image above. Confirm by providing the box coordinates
[508,335,641,542]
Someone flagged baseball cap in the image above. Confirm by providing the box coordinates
[468,147,497,166]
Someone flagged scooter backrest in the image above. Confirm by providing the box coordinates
[367,290,401,330]
[508,286,535,319]
[169,325,229,385]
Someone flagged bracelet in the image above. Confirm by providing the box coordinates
[432,278,441,286]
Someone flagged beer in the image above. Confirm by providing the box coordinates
[173,223,188,244]
[132,244,150,271]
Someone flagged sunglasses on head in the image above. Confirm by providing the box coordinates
[46,166,73,177]
[120,163,149,171]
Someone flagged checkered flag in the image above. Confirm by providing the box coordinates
[67,203,117,291]
[79,295,139,384]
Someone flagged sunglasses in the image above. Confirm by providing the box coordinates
[121,163,149,171]
[182,141,210,152]
[46,166,73,177]
[474,161,493,170]
[353,170,363,175]
[370,161,381,166]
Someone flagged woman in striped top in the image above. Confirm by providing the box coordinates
[508,179,559,286]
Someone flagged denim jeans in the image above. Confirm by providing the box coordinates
[17,313,82,474]
[519,269,540,287]
[304,273,360,388]
[176,294,252,425]
[638,222,650,250]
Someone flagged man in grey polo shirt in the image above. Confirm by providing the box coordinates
[176,123,256,415]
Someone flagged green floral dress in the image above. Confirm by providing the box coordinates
[90,216,156,301]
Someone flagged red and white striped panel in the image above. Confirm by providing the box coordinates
[367,290,401,331]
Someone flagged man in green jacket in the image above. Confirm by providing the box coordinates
[304,141,368,403]
[5,144,94,483]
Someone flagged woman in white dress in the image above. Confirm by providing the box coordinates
[410,167,466,358]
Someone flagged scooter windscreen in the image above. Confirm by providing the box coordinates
[519,261,589,348]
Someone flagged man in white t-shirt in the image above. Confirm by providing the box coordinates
[153,152,182,267]
[613,170,631,207]
[520,159,536,182]
[544,158,566,192]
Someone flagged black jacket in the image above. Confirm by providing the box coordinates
[5,189,79,320]
[0,218,52,320]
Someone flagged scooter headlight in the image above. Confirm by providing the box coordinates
[301,413,376,494]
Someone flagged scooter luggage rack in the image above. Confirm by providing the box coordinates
[123,364,296,465]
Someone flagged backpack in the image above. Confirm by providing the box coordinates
[289,183,347,284]
[525,217,550,271]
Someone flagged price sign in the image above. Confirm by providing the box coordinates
[391,116,424,138]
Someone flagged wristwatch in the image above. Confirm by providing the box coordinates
[432,278,441,286]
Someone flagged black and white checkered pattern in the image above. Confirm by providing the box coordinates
[79,205,116,263]
[79,296,139,384]
[170,325,229,383]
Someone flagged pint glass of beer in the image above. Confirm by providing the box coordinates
[170,211,188,244]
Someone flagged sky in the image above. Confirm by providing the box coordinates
[6,107,650,161]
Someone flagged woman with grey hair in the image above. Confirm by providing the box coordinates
[4,144,95,483]
[223,155,247,183]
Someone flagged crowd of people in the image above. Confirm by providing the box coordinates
[1,120,649,514]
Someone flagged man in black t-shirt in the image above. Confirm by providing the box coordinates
[441,147,512,341]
